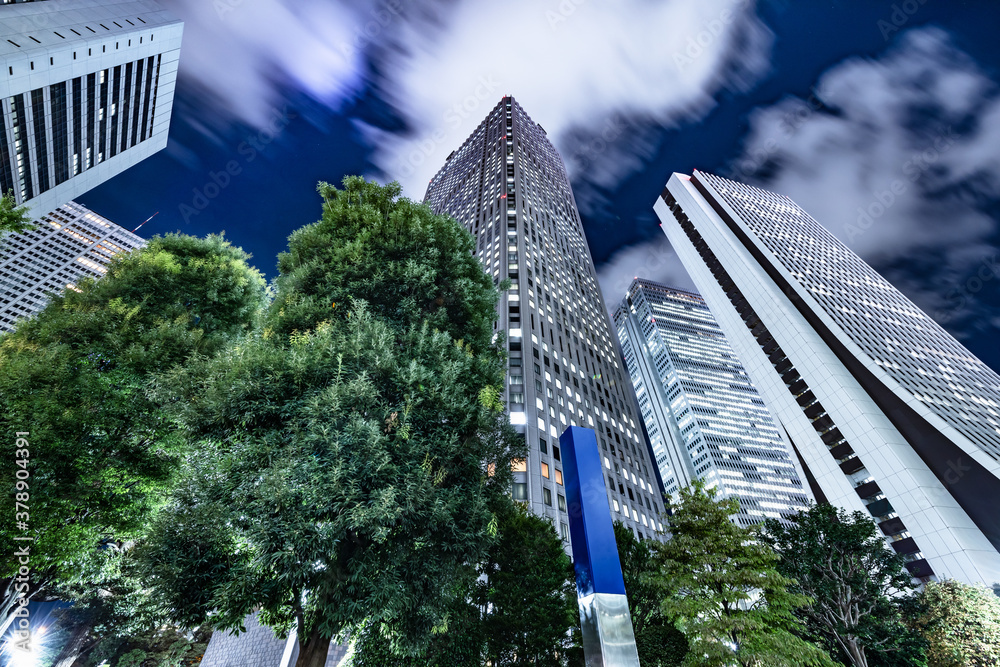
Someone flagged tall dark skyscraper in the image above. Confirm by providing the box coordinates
[614,278,811,528]
[656,170,1000,585]
[424,97,664,545]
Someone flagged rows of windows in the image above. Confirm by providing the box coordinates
[700,171,1000,461]
[0,55,162,204]
[661,183,932,577]
[615,278,810,526]
[424,97,662,544]
[0,201,144,331]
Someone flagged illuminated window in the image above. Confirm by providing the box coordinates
[555,469,563,485]
[541,462,550,478]
[511,459,526,472]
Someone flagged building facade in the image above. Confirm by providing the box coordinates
[425,97,664,544]
[614,278,811,528]
[655,170,1000,585]
[0,0,182,217]
[0,199,144,331]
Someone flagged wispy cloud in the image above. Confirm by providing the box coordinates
[603,27,1000,336]
[596,230,697,315]
[160,0,367,131]
[730,27,1000,335]
[157,0,774,209]
[360,0,774,200]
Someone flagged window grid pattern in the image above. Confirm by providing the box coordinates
[615,279,809,528]
[0,200,144,331]
[659,185,932,577]
[424,97,663,544]
[697,171,1000,461]
[0,54,161,206]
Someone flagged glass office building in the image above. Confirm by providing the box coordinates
[656,170,1000,585]
[615,278,811,528]
[0,200,144,332]
[1,0,183,217]
[425,96,664,543]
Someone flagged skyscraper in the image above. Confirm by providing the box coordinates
[0,0,183,217]
[614,278,811,528]
[655,170,1000,585]
[0,200,144,332]
[424,97,664,544]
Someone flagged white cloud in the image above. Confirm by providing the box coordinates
[728,27,1000,332]
[363,0,774,200]
[596,233,697,314]
[160,0,369,130]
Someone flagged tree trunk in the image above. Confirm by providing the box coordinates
[295,631,333,667]
[845,639,867,667]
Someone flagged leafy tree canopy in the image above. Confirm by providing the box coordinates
[908,579,1000,667]
[660,481,837,667]
[270,175,499,352]
[138,178,521,667]
[763,503,927,667]
[348,501,576,667]
[613,522,688,667]
[0,234,266,591]
[0,189,33,235]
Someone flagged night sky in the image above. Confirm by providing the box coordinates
[80,0,1000,373]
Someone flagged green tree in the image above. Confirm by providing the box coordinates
[349,501,576,667]
[0,189,33,234]
[48,544,212,667]
[763,504,927,667]
[268,177,498,347]
[478,502,576,666]
[613,522,688,667]
[138,178,521,667]
[660,481,837,667]
[907,579,1000,667]
[0,234,265,633]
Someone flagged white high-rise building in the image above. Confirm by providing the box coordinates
[614,278,811,528]
[0,200,144,332]
[0,0,183,217]
[655,170,1000,585]
[424,96,665,545]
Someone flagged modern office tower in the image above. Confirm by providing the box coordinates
[0,0,183,217]
[0,200,144,332]
[655,170,1000,585]
[424,96,664,544]
[614,278,811,528]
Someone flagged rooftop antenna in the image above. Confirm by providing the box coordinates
[132,211,159,234]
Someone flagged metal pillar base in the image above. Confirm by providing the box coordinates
[579,593,641,666]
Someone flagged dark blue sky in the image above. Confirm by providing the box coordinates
[82,0,1000,372]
